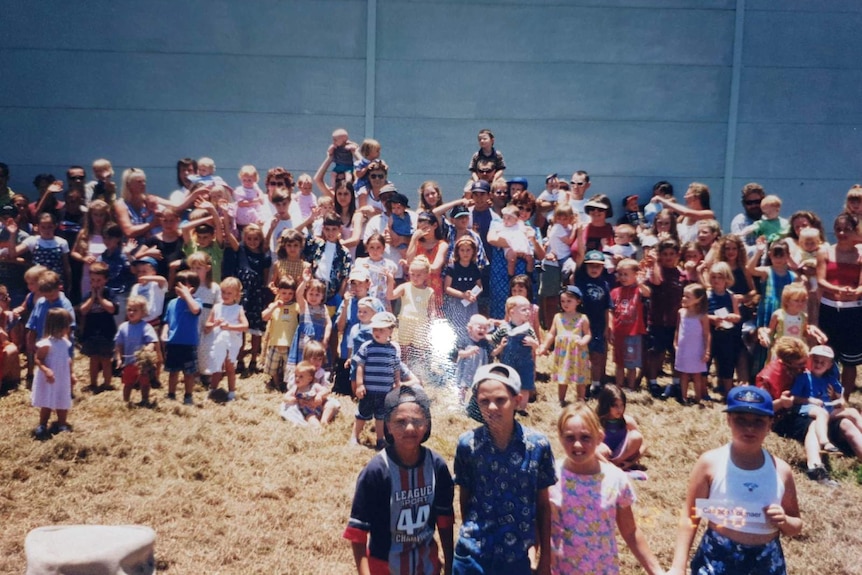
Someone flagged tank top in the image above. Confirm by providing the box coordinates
[706,444,783,535]
[825,258,861,288]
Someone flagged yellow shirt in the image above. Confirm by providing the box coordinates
[269,302,299,348]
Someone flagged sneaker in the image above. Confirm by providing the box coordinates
[660,384,675,401]
[248,359,259,374]
[807,465,839,487]
[166,392,177,401]
[647,382,663,398]
[626,470,649,481]
[588,383,601,399]
[56,424,72,433]
[347,436,359,447]
[33,425,49,440]
[183,394,193,405]
[226,391,236,402]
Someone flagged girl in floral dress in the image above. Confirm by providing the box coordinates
[550,404,663,575]
[538,286,591,405]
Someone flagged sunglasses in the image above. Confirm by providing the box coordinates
[68,175,85,181]
[744,199,762,206]
[369,173,386,180]
[570,181,586,187]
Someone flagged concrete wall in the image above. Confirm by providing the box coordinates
[1,0,860,227]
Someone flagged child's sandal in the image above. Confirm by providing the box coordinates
[822,443,841,454]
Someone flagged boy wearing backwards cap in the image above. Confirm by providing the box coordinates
[453,363,556,575]
[351,311,401,449]
[345,385,455,575]
[668,386,801,575]
[574,250,613,397]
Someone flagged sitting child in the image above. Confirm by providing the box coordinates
[596,385,646,476]
[280,360,338,428]
[791,344,862,454]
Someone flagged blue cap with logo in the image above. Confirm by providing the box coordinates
[724,386,774,417]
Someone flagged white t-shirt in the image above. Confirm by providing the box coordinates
[547,223,572,260]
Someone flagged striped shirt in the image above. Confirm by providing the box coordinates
[355,340,401,394]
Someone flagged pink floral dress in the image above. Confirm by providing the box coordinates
[552,313,590,386]
[549,461,635,575]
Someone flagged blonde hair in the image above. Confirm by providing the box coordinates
[761,194,782,208]
[557,403,603,440]
[409,255,431,274]
[44,308,72,338]
[616,258,639,273]
[615,224,636,238]
[296,173,313,186]
[75,199,115,255]
[238,165,258,180]
[780,282,808,308]
[294,361,316,382]
[24,265,49,283]
[120,167,146,203]
[798,227,820,244]
[220,277,242,295]
[241,223,265,252]
[186,252,214,285]
[709,261,734,284]
[359,138,381,157]
[91,158,113,174]
[126,294,149,312]
[505,295,530,314]
[197,157,215,171]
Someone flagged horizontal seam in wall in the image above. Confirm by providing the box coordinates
[0,46,365,61]
[0,105,365,118]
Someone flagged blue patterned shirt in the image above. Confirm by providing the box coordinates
[454,422,556,564]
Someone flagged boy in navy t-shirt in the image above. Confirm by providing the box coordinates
[161,270,201,405]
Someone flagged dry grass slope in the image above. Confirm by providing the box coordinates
[1,357,862,574]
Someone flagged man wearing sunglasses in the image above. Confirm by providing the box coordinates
[730,182,766,254]
[566,170,591,223]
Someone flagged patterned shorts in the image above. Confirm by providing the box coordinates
[691,529,786,575]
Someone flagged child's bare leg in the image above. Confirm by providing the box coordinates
[306,414,322,429]
[210,371,223,391]
[374,418,385,443]
[809,408,833,449]
[122,383,133,402]
[101,357,113,388]
[226,362,236,392]
[615,430,644,469]
[575,383,586,402]
[168,372,179,395]
[835,407,862,431]
[625,368,638,390]
[56,409,68,426]
[2,343,19,383]
[590,351,606,383]
[88,357,99,388]
[679,374,690,403]
[39,407,51,427]
[614,363,625,388]
[352,419,365,443]
[803,424,824,469]
[321,402,338,426]
[842,364,857,398]
[250,335,261,366]
[524,254,534,273]
[693,374,705,402]
[558,383,568,404]
[506,251,516,276]
[183,372,195,397]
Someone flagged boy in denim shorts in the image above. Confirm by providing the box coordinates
[350,312,400,450]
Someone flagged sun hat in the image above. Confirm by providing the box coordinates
[724,385,774,417]
[809,345,835,359]
[370,311,397,329]
[472,363,522,395]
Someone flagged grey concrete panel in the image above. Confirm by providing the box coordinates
[0,49,365,116]
[743,10,862,69]
[738,67,862,124]
[377,4,734,65]
[747,0,862,12]
[376,60,730,121]
[0,0,366,57]
[734,123,862,179]
[390,0,733,8]
[0,108,364,196]
[376,118,726,178]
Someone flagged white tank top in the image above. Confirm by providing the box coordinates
[706,444,783,535]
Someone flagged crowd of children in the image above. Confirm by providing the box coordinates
[2,129,860,574]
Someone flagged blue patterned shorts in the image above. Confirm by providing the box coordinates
[691,529,786,575]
